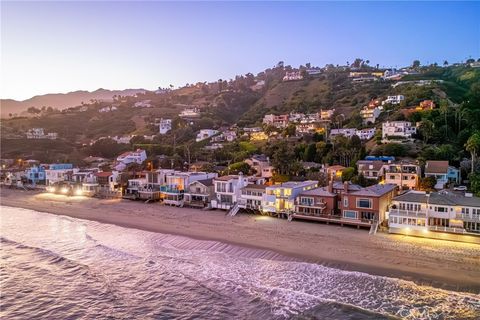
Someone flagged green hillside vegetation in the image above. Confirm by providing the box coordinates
[1,61,479,191]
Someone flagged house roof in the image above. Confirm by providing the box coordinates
[214,175,240,181]
[242,184,267,191]
[95,172,112,177]
[425,161,449,174]
[192,178,214,187]
[327,165,346,171]
[349,183,397,197]
[299,187,336,197]
[332,181,362,192]
[357,160,384,171]
[394,190,480,207]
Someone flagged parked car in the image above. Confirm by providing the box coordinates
[453,186,468,191]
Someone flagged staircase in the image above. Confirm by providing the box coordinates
[287,213,294,222]
[227,203,240,217]
[369,221,379,235]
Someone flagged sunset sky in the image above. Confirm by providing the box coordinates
[1,1,479,100]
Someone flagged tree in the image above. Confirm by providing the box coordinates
[419,120,434,143]
[412,60,421,69]
[439,99,449,137]
[419,176,437,191]
[228,162,252,175]
[341,167,355,182]
[271,141,295,175]
[469,172,480,197]
[283,123,296,137]
[304,143,317,162]
[443,60,449,67]
[465,132,480,174]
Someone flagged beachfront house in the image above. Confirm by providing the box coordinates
[24,165,46,184]
[45,163,77,185]
[261,180,318,216]
[341,183,397,225]
[294,181,338,218]
[162,171,218,206]
[388,190,480,237]
[424,161,460,190]
[94,171,120,192]
[238,184,267,211]
[211,173,250,210]
[183,178,215,208]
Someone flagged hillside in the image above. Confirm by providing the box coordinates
[0,88,145,118]
[1,62,479,169]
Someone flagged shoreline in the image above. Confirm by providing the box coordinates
[1,188,480,293]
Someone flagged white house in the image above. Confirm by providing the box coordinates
[159,118,172,135]
[382,95,405,105]
[360,106,382,124]
[211,174,250,210]
[238,184,267,211]
[162,171,218,206]
[115,149,147,171]
[133,100,152,108]
[355,128,376,140]
[382,121,417,141]
[283,71,303,81]
[112,136,132,144]
[196,129,219,142]
[45,163,78,185]
[329,128,357,139]
[26,128,57,140]
[179,107,200,118]
[99,106,117,113]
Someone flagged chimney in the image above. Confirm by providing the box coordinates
[327,180,333,193]
[343,181,349,194]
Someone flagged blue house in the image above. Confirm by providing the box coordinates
[25,166,46,184]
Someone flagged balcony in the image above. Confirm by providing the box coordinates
[456,213,480,222]
[160,186,184,194]
[295,200,326,209]
[389,208,426,218]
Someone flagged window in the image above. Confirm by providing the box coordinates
[357,198,372,209]
[343,198,349,207]
[343,211,357,219]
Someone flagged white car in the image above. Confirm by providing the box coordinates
[453,186,467,191]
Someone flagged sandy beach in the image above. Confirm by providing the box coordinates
[1,188,479,293]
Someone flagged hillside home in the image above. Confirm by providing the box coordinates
[424,161,460,189]
[382,95,405,105]
[319,109,334,120]
[325,165,346,181]
[283,71,303,81]
[342,183,397,225]
[249,131,269,141]
[99,106,117,113]
[115,149,147,171]
[196,129,219,142]
[382,121,416,141]
[211,174,251,210]
[262,180,318,215]
[211,130,237,142]
[243,127,262,133]
[416,100,436,111]
[388,190,480,237]
[179,107,200,118]
[263,114,289,128]
[329,128,357,139]
[159,118,172,134]
[360,106,382,124]
[26,128,57,140]
[184,178,215,208]
[356,160,384,180]
[383,162,421,190]
[238,184,267,211]
[133,100,152,108]
[112,136,132,144]
[244,154,273,179]
[355,128,376,140]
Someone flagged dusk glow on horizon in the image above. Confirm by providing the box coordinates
[1,1,479,100]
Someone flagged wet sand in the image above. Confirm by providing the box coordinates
[1,188,479,293]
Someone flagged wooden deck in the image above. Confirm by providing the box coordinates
[292,214,373,228]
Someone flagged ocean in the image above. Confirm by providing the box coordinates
[1,206,479,319]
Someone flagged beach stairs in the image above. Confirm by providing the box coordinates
[369,221,379,235]
[227,203,240,217]
[287,214,293,222]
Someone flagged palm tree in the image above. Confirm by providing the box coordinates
[439,99,449,137]
[419,120,434,143]
[465,133,480,174]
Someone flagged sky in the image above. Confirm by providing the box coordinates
[1,1,479,100]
